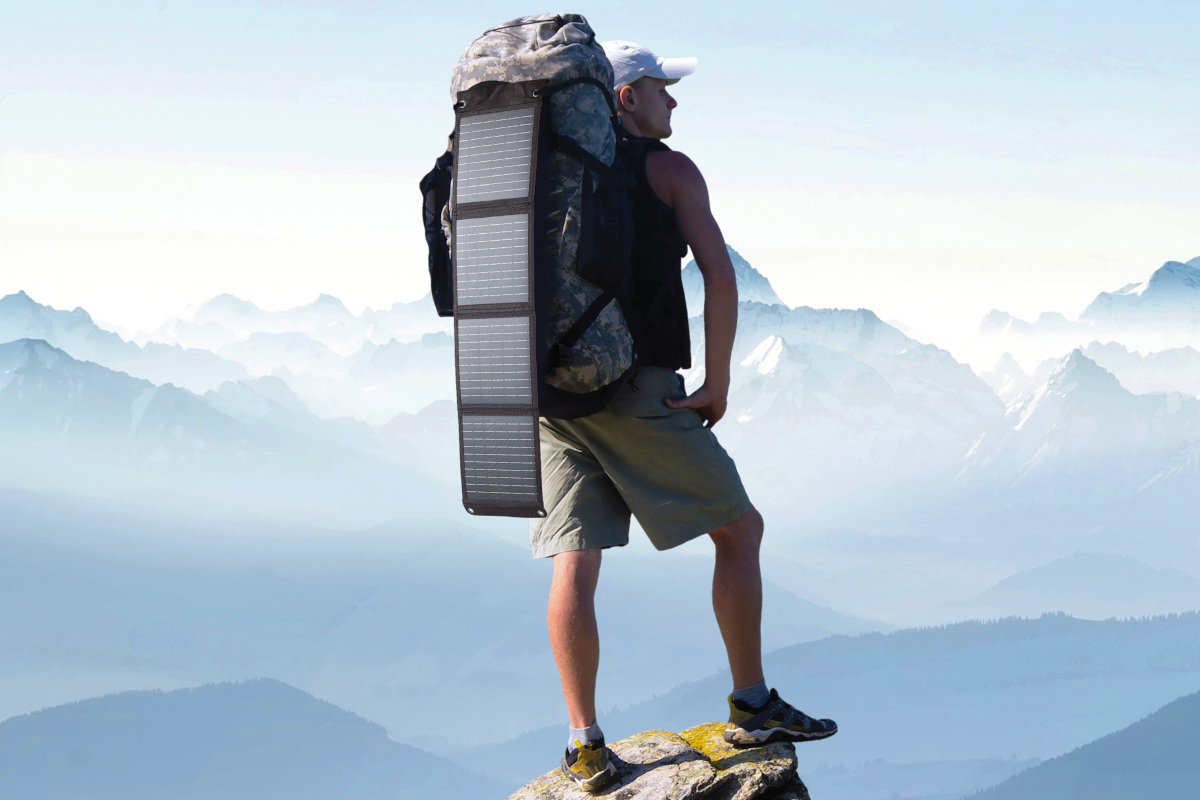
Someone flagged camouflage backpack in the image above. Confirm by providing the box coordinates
[421,13,638,420]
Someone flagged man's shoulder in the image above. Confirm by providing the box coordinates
[645,147,694,169]
[644,147,705,206]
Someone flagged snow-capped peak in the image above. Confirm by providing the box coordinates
[681,244,785,311]
[1081,258,1200,324]
[1112,280,1148,298]
[1044,349,1123,396]
[1144,260,1200,293]
[740,335,785,375]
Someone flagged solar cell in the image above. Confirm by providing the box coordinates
[460,416,541,509]
[456,316,533,404]
[455,107,536,203]
[454,215,529,305]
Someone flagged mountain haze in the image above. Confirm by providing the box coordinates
[959,349,1200,497]
[0,487,876,749]
[949,552,1200,621]
[969,255,1200,369]
[972,688,1200,799]
[1,291,249,393]
[0,679,502,800]
[0,338,453,525]
[462,613,1200,794]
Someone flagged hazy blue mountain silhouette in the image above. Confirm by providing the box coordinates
[972,688,1200,799]
[1081,339,1200,396]
[0,487,875,750]
[1081,259,1200,328]
[958,349,1200,499]
[969,254,1200,379]
[0,679,501,799]
[0,338,455,525]
[948,552,1200,621]
[461,613,1200,794]
[0,290,249,392]
[149,291,452,354]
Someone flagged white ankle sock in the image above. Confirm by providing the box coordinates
[567,721,603,751]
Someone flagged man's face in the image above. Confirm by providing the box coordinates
[619,76,677,139]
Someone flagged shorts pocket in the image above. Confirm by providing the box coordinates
[606,368,685,418]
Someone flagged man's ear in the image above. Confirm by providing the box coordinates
[617,84,635,113]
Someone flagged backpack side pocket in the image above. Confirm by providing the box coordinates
[419,145,455,317]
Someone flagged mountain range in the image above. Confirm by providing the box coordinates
[1080,339,1200,396]
[7,249,1200,799]
[1082,256,1200,329]
[959,348,1200,499]
[459,612,1200,797]
[7,249,1200,612]
[0,290,455,423]
[0,679,501,800]
[0,290,249,394]
[7,260,1200,563]
[702,299,1004,523]
[944,552,1200,622]
[0,338,454,526]
[681,243,785,309]
[969,255,1200,370]
[146,292,453,354]
[973,687,1200,799]
[0,486,877,750]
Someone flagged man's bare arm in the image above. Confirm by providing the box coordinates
[646,149,737,427]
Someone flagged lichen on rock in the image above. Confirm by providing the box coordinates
[506,722,810,800]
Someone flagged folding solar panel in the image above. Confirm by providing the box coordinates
[451,81,546,518]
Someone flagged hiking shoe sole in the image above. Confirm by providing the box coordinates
[560,760,616,792]
[724,722,838,745]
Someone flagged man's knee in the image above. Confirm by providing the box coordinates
[709,507,764,552]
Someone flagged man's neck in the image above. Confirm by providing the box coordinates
[618,114,651,139]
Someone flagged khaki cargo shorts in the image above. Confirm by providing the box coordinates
[530,367,752,558]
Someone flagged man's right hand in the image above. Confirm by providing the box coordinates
[664,381,729,427]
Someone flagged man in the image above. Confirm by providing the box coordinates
[534,40,838,792]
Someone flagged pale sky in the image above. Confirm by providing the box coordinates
[2,0,1198,344]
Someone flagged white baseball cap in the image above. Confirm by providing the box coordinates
[600,40,697,91]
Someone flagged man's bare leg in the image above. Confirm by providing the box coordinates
[709,507,765,689]
[548,548,603,728]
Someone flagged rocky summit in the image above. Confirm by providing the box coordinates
[506,722,810,800]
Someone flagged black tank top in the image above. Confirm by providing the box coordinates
[627,137,691,370]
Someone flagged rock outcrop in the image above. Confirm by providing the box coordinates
[506,722,810,800]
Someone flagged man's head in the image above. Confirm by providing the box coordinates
[600,40,696,140]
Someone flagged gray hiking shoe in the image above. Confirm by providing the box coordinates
[560,737,616,793]
[724,688,838,745]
